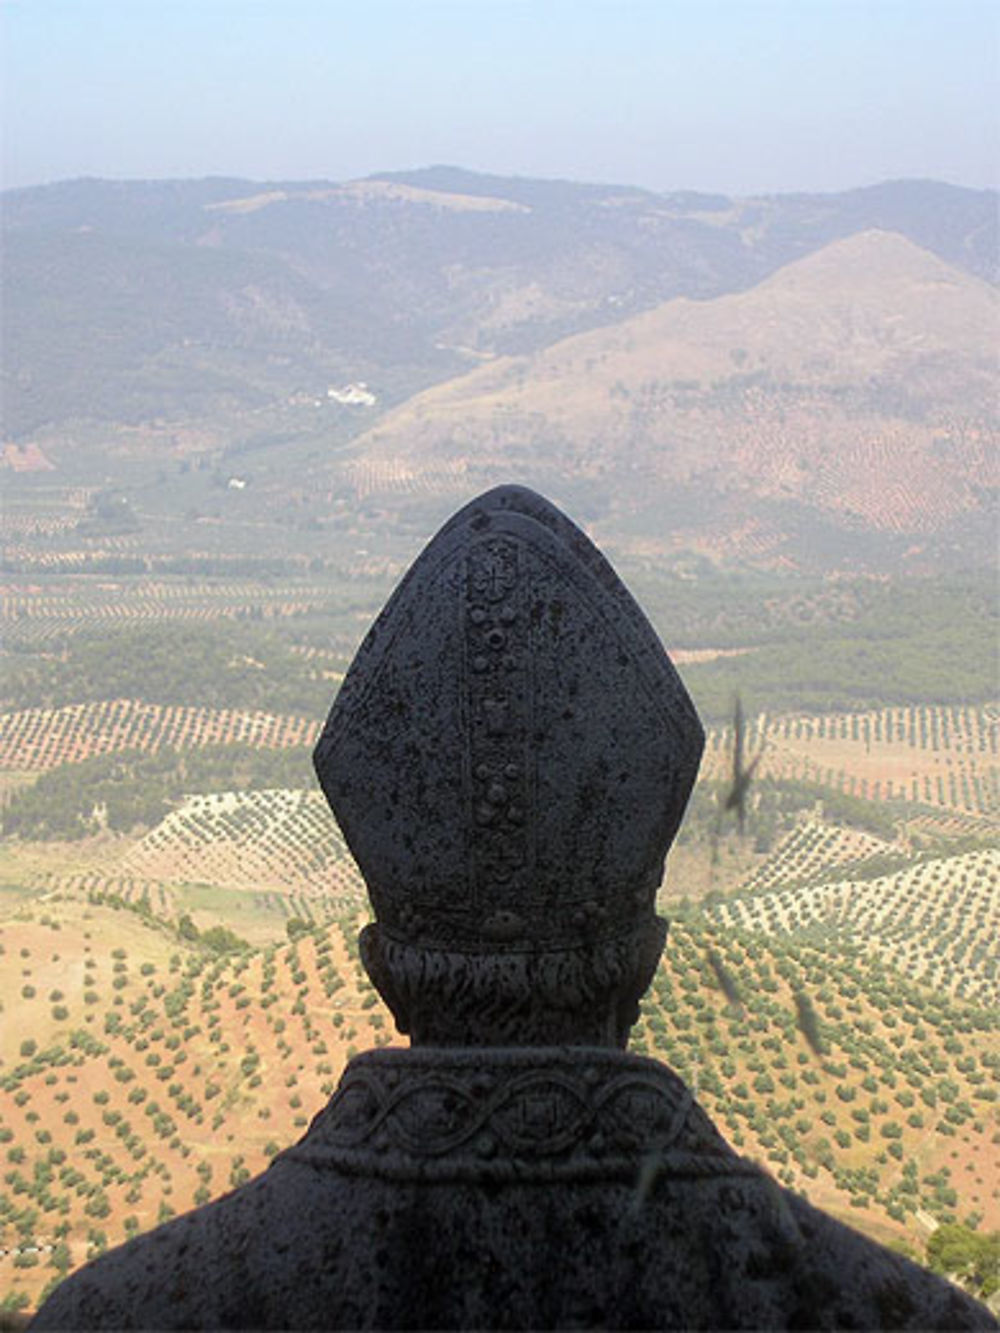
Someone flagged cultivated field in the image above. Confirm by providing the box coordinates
[708,843,999,1005]
[702,705,998,816]
[1,581,337,647]
[123,789,363,902]
[0,702,319,771]
[738,819,897,890]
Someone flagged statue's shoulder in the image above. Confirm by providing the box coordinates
[777,1190,998,1331]
[30,1170,279,1331]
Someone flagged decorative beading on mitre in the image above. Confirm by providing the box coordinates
[313,485,704,953]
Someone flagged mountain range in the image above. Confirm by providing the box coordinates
[2,169,996,571]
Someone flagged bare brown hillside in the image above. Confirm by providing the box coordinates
[346,232,997,563]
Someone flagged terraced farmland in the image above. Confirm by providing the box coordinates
[1,578,337,647]
[702,705,998,815]
[739,819,898,892]
[342,456,471,501]
[124,789,364,902]
[1,490,92,540]
[17,876,179,921]
[0,701,319,771]
[707,847,1000,1006]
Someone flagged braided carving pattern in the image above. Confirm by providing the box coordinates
[285,1049,757,1184]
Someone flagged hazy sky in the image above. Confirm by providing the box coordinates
[2,0,997,195]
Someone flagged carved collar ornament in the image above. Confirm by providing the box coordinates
[314,486,704,954]
[282,1046,758,1185]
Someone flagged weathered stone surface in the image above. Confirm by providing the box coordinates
[32,486,996,1331]
[314,484,704,958]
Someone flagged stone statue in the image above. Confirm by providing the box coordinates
[33,486,995,1330]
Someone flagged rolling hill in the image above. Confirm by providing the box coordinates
[3,171,996,575]
[342,231,997,564]
[3,172,995,439]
